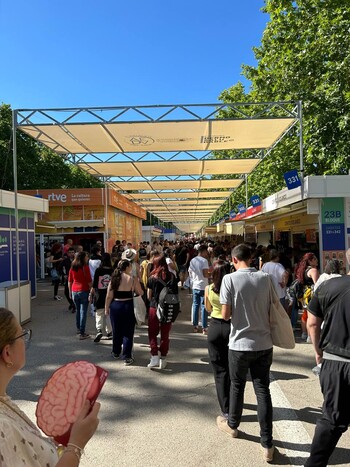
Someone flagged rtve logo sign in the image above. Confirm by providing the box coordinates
[47,193,67,202]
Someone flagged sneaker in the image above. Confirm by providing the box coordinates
[216,416,238,438]
[147,355,160,368]
[193,326,199,333]
[306,336,312,344]
[124,358,134,366]
[111,352,120,359]
[261,445,274,462]
[54,295,62,301]
[301,332,308,340]
[106,332,113,340]
[76,330,81,335]
[202,328,208,335]
[159,357,167,369]
[94,331,103,343]
[79,333,90,340]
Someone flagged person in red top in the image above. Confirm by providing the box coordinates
[68,251,92,340]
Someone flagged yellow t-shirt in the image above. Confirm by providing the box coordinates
[208,284,224,319]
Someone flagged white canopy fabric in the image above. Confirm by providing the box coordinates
[19,118,294,154]
[15,103,299,232]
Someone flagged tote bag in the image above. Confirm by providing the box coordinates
[268,279,295,349]
[133,295,147,325]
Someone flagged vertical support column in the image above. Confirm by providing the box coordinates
[298,100,304,199]
[12,109,21,322]
[40,234,45,279]
[104,184,109,252]
[245,174,248,208]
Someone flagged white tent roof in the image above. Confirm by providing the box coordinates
[15,103,299,232]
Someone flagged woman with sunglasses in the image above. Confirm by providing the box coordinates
[0,307,100,466]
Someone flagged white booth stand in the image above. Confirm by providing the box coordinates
[0,190,48,324]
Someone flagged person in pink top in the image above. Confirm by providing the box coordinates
[68,251,92,340]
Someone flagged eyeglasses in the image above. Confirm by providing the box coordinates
[12,329,32,349]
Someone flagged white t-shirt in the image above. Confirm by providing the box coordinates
[166,257,177,277]
[262,261,286,299]
[188,255,209,290]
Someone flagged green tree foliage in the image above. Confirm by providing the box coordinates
[0,104,103,191]
[213,0,350,222]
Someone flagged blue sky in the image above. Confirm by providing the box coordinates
[0,0,268,110]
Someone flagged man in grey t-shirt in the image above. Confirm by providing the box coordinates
[218,244,274,463]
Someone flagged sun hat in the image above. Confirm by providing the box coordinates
[121,248,137,261]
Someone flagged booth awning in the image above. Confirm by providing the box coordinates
[15,103,299,233]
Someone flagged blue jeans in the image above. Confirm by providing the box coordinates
[72,291,89,335]
[191,289,208,329]
[228,348,273,448]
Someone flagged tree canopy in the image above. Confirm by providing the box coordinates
[212,0,350,222]
[0,104,103,191]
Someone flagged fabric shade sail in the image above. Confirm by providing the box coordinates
[15,102,299,232]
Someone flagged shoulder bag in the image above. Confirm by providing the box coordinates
[269,278,295,349]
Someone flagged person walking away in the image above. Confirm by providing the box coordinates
[218,243,275,463]
[146,254,179,369]
[188,245,210,334]
[63,238,73,255]
[305,248,350,467]
[91,253,114,343]
[295,252,319,341]
[68,251,92,340]
[89,245,102,315]
[122,248,141,280]
[175,241,189,288]
[204,260,230,419]
[163,247,178,278]
[105,259,143,365]
[61,247,76,312]
[49,242,64,301]
[0,307,101,466]
[262,249,289,309]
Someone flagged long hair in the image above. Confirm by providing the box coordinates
[50,242,62,255]
[0,308,17,353]
[295,253,316,284]
[71,251,88,271]
[110,259,130,291]
[211,260,229,294]
[101,253,112,268]
[150,254,171,281]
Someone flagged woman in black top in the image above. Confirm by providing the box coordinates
[91,253,114,343]
[49,243,63,300]
[146,254,178,369]
[105,259,143,365]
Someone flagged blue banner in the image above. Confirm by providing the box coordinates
[237,204,246,214]
[229,210,236,219]
[283,170,302,190]
[250,195,261,207]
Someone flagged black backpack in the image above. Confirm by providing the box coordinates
[288,279,304,300]
[156,278,181,323]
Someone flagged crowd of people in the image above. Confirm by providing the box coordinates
[2,236,350,465]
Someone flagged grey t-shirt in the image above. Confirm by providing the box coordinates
[220,268,273,351]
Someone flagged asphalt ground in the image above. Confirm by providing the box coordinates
[8,279,350,467]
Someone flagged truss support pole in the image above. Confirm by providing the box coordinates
[298,100,304,199]
[245,174,248,209]
[104,184,109,251]
[12,109,21,322]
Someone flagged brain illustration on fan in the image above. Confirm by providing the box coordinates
[36,361,108,445]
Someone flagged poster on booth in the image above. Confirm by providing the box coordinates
[321,198,345,251]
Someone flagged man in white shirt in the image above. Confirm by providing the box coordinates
[188,245,209,334]
[262,249,289,309]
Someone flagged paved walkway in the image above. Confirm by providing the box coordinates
[9,280,350,466]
